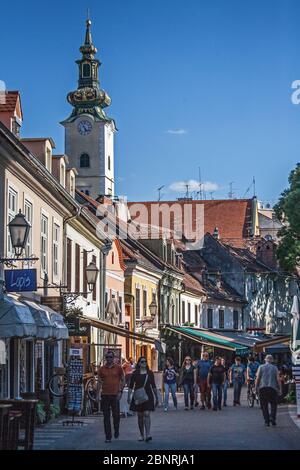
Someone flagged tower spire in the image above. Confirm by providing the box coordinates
[80,17,97,58]
[62,17,113,124]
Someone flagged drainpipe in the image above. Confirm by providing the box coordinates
[99,242,112,363]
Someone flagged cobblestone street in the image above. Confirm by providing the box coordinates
[34,388,300,451]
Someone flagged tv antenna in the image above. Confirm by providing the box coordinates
[228,182,235,199]
[157,185,165,201]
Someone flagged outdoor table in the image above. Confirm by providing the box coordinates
[0,404,12,450]
[0,399,38,450]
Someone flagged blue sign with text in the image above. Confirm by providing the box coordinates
[5,269,37,292]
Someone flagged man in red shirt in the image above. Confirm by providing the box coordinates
[98,350,125,443]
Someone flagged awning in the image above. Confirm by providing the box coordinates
[47,309,69,340]
[80,316,156,345]
[0,295,37,338]
[22,299,55,339]
[165,326,250,352]
[264,343,291,354]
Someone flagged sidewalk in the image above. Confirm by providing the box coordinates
[33,388,300,450]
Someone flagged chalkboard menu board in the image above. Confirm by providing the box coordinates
[67,357,83,413]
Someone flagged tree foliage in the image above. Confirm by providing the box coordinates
[274,163,300,272]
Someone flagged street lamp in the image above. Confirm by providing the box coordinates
[86,261,99,292]
[148,299,158,322]
[61,260,99,304]
[8,210,30,257]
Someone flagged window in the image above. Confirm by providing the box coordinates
[135,288,141,320]
[182,301,186,324]
[233,310,239,330]
[41,214,48,275]
[46,149,51,171]
[207,309,213,328]
[92,63,97,79]
[24,200,33,263]
[75,244,80,293]
[53,224,59,277]
[111,252,114,264]
[194,305,198,324]
[105,291,108,307]
[108,156,111,171]
[251,276,257,293]
[66,238,72,291]
[70,176,75,197]
[82,63,91,77]
[80,154,90,168]
[7,187,18,255]
[12,118,21,137]
[60,163,65,187]
[85,190,90,196]
[118,296,123,323]
[219,309,224,329]
[143,290,147,317]
[92,255,97,301]
[188,303,191,323]
[83,250,87,298]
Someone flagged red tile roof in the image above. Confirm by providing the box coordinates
[127,199,254,248]
[0,91,22,115]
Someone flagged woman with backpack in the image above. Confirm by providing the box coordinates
[127,356,158,442]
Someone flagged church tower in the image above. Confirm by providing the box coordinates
[61,18,116,198]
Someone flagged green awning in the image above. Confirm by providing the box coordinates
[165,326,250,352]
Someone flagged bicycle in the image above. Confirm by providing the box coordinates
[47,367,68,397]
[247,380,259,407]
[47,364,99,401]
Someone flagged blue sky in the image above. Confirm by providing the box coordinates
[1,0,300,203]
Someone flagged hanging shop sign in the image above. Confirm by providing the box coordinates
[65,315,90,336]
[5,268,37,292]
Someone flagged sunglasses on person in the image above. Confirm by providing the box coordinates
[140,360,147,364]
[185,358,191,362]
[106,355,114,359]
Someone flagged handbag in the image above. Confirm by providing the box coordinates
[133,374,149,405]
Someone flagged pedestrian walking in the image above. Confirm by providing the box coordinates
[229,356,246,406]
[246,356,260,388]
[192,358,200,406]
[162,357,178,411]
[255,355,281,427]
[221,358,229,407]
[97,350,125,443]
[122,357,135,386]
[179,356,195,410]
[127,356,158,442]
[208,357,226,411]
[196,351,213,410]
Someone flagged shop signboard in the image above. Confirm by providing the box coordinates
[5,268,37,292]
[65,315,90,336]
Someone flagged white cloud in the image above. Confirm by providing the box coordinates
[165,129,187,135]
[169,179,219,193]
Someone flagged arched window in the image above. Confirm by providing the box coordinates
[108,155,111,170]
[82,63,91,78]
[80,153,90,168]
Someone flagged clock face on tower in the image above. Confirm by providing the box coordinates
[77,120,93,135]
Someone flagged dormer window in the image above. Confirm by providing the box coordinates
[12,118,21,138]
[82,63,91,78]
[80,153,90,168]
[60,162,66,187]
